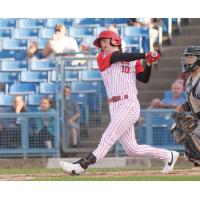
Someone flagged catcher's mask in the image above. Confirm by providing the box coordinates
[182,46,200,73]
[93,30,122,48]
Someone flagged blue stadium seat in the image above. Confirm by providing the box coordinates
[9,83,37,94]
[71,82,100,93]
[123,26,149,37]
[70,93,90,123]
[0,29,12,38]
[0,50,28,61]
[71,81,103,112]
[0,72,18,83]
[12,29,40,39]
[162,18,171,34]
[69,27,94,38]
[94,26,107,36]
[122,36,142,53]
[46,18,73,28]
[51,70,79,82]
[81,70,102,81]
[29,39,48,49]
[18,19,45,29]
[0,60,28,71]
[0,19,16,28]
[172,18,180,33]
[3,39,27,50]
[0,50,17,60]
[76,18,105,27]
[65,70,79,82]
[30,59,56,71]
[41,28,55,39]
[28,106,39,112]
[28,94,54,106]
[104,18,129,26]
[0,95,14,106]
[123,26,150,52]
[161,18,172,43]
[71,93,88,105]
[90,60,99,69]
[39,83,56,94]
[78,103,89,125]
[74,37,84,46]
[21,71,48,82]
[64,59,88,70]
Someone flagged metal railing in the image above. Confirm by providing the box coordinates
[115,109,184,157]
[0,112,59,157]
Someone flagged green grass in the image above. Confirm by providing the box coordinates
[0,163,199,181]
[34,176,200,181]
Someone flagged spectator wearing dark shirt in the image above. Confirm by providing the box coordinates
[30,96,55,149]
[64,86,80,147]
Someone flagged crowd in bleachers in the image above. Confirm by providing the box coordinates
[0,18,185,156]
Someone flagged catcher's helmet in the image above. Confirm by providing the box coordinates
[93,30,122,48]
[182,46,200,72]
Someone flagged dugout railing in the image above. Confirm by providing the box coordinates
[115,109,184,157]
[55,54,102,153]
[0,112,60,157]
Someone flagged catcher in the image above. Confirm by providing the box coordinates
[171,46,200,168]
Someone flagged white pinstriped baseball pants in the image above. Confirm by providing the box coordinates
[93,98,170,161]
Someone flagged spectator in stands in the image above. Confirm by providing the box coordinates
[41,24,79,58]
[64,86,80,147]
[0,95,27,148]
[128,18,160,50]
[0,82,4,94]
[148,80,186,109]
[33,97,55,149]
[27,41,44,59]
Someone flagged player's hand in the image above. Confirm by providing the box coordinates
[146,51,160,65]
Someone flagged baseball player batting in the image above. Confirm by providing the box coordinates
[60,30,179,175]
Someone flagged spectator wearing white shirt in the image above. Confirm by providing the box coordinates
[33,24,79,58]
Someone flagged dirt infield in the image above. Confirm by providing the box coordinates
[0,169,199,180]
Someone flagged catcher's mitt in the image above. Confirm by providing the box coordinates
[171,111,198,133]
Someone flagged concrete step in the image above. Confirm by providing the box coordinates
[162,46,186,57]
[189,18,200,25]
[172,35,200,46]
[138,90,164,104]
[179,25,200,36]
[150,68,180,79]
[137,78,173,91]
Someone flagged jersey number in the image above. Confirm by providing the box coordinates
[122,66,130,73]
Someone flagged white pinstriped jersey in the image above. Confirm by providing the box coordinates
[93,50,170,161]
[97,51,144,99]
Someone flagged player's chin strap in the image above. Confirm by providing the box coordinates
[73,153,97,170]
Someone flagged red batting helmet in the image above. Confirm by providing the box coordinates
[93,30,122,48]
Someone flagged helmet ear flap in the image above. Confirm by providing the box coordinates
[111,37,121,46]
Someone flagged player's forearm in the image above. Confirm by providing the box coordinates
[136,63,152,83]
[110,51,146,64]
